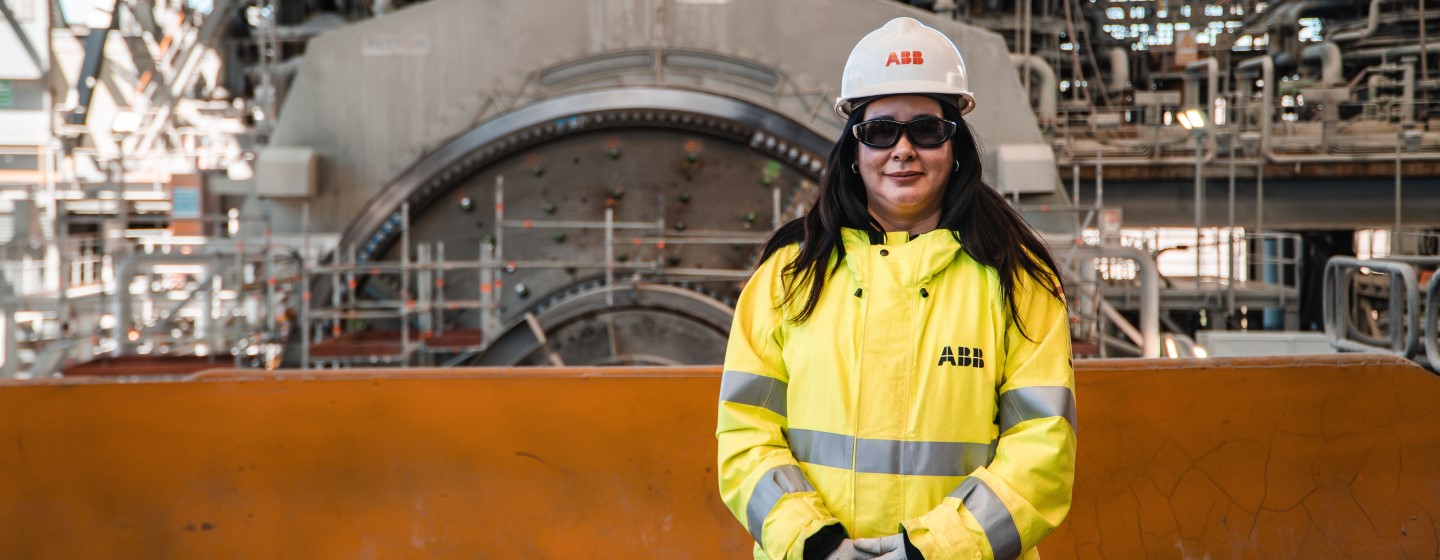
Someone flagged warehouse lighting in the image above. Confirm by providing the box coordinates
[1177,108,1207,130]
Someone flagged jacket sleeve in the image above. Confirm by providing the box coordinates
[717,250,842,560]
[902,270,1077,560]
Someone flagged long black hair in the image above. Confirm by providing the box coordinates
[759,98,1065,340]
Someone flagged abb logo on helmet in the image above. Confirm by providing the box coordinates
[885,50,924,67]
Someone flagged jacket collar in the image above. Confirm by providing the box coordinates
[839,228,963,289]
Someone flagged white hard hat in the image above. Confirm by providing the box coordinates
[834,17,976,119]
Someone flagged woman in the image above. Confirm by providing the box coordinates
[716,17,1076,560]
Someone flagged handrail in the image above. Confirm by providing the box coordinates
[1426,271,1440,368]
[1322,257,1421,359]
[1057,245,1160,358]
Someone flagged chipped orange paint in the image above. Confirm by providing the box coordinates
[0,356,1436,558]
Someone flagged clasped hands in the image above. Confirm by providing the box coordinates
[823,534,908,560]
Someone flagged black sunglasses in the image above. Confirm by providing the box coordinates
[851,117,958,149]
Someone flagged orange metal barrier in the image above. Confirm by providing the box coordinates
[1,355,1437,558]
[1049,354,1440,559]
[0,367,752,558]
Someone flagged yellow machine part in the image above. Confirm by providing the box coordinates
[0,355,1437,558]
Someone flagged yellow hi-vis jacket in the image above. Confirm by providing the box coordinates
[717,228,1076,560]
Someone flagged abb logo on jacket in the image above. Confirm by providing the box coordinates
[938,346,985,368]
[885,50,924,66]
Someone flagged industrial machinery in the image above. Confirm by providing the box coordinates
[0,0,1438,373]
[253,0,1073,368]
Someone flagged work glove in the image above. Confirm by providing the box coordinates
[852,533,908,560]
[823,539,879,560]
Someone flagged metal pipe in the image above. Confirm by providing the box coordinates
[1071,161,1080,206]
[1108,47,1129,94]
[1322,256,1421,358]
[301,201,310,369]
[1227,136,1237,325]
[0,278,15,378]
[1095,151,1103,208]
[401,201,410,359]
[1185,58,1221,156]
[771,184,781,230]
[263,198,275,337]
[1236,55,1275,157]
[1403,61,1416,126]
[199,265,218,350]
[1301,42,1344,85]
[1009,54,1058,126]
[1344,43,1440,63]
[479,238,492,343]
[1425,271,1439,366]
[1067,245,1161,358]
[1331,0,1384,42]
[1263,146,1440,163]
[436,241,445,337]
[112,255,137,356]
[345,244,356,322]
[604,207,614,307]
[494,176,504,269]
[1262,237,1282,329]
[1424,0,1431,84]
[1255,161,1265,237]
[1193,133,1205,287]
[1242,54,1434,164]
[1395,131,1404,254]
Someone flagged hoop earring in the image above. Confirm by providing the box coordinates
[953,160,960,172]
[851,163,859,174]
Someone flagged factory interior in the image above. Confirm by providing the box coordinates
[2,0,1439,557]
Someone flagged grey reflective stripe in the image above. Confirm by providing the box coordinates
[855,439,994,476]
[789,428,993,476]
[787,428,852,470]
[998,386,1077,435]
[949,477,1023,560]
[745,465,815,544]
[720,370,788,417]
